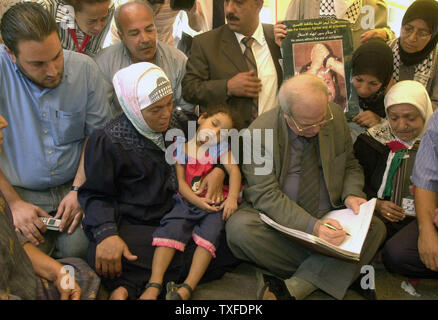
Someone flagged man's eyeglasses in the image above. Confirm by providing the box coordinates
[285,104,334,132]
[401,24,432,40]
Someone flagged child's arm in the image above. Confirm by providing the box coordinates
[175,162,220,212]
[220,151,242,220]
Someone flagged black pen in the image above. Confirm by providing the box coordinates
[323,223,352,236]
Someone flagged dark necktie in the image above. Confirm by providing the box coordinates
[297,136,320,215]
[212,0,225,29]
[242,37,258,121]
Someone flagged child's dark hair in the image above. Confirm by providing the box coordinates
[201,104,243,131]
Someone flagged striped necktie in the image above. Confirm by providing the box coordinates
[297,136,320,215]
[242,37,258,121]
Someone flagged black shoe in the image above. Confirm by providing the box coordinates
[262,274,296,300]
[350,277,377,300]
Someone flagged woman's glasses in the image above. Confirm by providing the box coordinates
[401,24,432,40]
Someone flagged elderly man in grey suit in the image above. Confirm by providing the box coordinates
[182,0,283,128]
[226,74,386,300]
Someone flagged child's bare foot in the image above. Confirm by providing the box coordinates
[109,287,128,300]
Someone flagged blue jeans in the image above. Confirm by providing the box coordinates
[14,181,89,260]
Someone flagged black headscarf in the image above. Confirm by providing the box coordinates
[400,0,438,66]
[353,38,394,117]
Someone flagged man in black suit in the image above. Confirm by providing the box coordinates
[182,0,283,128]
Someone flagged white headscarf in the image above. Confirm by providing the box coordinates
[113,62,173,150]
[384,80,433,140]
[369,80,433,198]
[368,80,433,146]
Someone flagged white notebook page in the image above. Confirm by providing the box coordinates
[323,198,376,254]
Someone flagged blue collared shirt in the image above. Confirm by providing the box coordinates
[412,110,438,192]
[0,45,111,190]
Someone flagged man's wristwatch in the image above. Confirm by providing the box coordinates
[71,186,80,191]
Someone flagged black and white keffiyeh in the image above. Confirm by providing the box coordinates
[344,0,362,24]
[319,0,337,18]
[319,0,362,23]
[392,40,434,88]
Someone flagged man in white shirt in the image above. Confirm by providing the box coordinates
[182,0,283,128]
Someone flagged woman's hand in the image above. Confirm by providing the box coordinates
[360,28,389,43]
[195,167,225,204]
[376,199,406,222]
[352,111,381,128]
[197,197,221,212]
[220,197,238,221]
[95,235,137,279]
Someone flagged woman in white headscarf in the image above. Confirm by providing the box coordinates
[354,80,433,240]
[79,62,238,300]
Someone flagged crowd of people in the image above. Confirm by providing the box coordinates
[0,0,437,301]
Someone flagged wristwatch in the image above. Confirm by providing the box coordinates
[71,186,80,191]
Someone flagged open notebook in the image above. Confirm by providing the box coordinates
[259,198,377,261]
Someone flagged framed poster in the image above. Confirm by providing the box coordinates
[281,19,356,113]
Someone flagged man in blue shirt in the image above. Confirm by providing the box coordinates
[0,2,111,260]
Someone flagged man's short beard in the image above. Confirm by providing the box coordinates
[15,60,63,89]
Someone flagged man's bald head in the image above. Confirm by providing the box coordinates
[115,0,157,63]
[279,74,329,116]
[115,0,154,34]
[279,74,330,137]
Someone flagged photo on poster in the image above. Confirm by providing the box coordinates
[281,19,355,113]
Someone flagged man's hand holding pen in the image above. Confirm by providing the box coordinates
[313,218,348,246]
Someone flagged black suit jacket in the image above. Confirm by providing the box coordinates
[182,23,283,127]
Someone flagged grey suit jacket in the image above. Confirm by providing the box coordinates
[240,104,366,232]
[182,23,283,127]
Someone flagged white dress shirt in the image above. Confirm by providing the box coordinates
[234,23,278,115]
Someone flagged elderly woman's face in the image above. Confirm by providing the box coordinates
[0,115,8,154]
[141,94,173,133]
[387,103,425,142]
[400,18,432,53]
